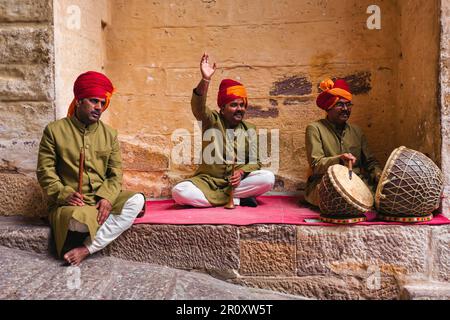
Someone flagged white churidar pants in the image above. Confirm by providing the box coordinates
[68,193,145,254]
[171,170,275,207]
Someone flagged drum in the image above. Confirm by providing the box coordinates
[375,146,443,222]
[318,164,374,224]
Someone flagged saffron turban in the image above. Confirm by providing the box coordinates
[316,78,352,111]
[67,71,115,116]
[217,79,248,108]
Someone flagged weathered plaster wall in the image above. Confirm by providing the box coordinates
[104,0,402,197]
[0,0,54,216]
[396,0,441,164]
[54,0,109,119]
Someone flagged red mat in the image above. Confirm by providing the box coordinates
[134,196,450,226]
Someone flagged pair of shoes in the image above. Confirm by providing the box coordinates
[240,197,258,207]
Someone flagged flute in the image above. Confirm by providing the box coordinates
[78,147,85,195]
[224,161,236,209]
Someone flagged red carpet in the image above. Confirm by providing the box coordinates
[134,196,450,226]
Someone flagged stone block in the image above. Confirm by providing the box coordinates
[400,281,450,300]
[0,173,47,217]
[0,64,54,101]
[232,274,400,300]
[0,102,53,140]
[431,225,450,282]
[239,225,296,276]
[123,170,172,198]
[0,26,53,64]
[0,216,50,253]
[0,0,52,22]
[120,140,169,172]
[104,224,240,273]
[296,226,431,277]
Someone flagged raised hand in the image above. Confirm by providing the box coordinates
[200,53,216,80]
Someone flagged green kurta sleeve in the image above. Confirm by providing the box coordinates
[36,125,75,205]
[306,124,341,175]
[191,89,214,128]
[95,132,123,205]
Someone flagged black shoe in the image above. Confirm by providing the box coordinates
[240,197,258,207]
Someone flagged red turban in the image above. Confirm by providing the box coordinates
[67,71,115,117]
[316,79,352,111]
[217,79,248,108]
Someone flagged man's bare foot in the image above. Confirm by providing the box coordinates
[63,246,90,266]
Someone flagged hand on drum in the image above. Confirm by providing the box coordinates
[339,153,356,166]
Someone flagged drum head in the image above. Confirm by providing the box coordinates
[329,164,374,210]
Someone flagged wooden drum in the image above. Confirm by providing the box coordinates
[318,164,374,224]
[375,146,443,222]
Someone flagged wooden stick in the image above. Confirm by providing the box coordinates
[78,147,84,195]
[348,160,353,180]
[224,161,236,210]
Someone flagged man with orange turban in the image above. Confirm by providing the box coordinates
[37,71,145,266]
[172,54,275,207]
[304,78,382,206]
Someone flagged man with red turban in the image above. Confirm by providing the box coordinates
[172,54,275,207]
[37,71,145,266]
[304,78,382,206]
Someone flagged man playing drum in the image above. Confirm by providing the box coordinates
[304,78,382,207]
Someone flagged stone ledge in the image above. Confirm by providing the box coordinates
[0,216,50,253]
[400,281,450,300]
[0,216,449,299]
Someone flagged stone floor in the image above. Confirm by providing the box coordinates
[1,216,449,300]
[0,246,304,300]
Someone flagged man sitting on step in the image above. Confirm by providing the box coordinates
[172,53,275,208]
[37,71,145,266]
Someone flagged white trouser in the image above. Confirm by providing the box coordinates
[68,194,145,254]
[171,169,275,207]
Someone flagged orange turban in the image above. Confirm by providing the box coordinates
[67,71,115,117]
[316,79,352,111]
[217,79,248,108]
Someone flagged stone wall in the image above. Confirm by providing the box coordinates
[101,0,442,199]
[441,0,450,217]
[53,0,109,119]
[0,0,447,216]
[0,0,54,216]
[396,0,441,164]
[103,223,450,300]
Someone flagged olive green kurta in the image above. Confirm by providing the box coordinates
[305,118,382,206]
[37,116,139,257]
[186,90,262,206]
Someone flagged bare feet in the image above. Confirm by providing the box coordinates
[63,246,90,266]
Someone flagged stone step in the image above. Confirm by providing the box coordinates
[0,245,304,300]
[400,282,450,300]
[0,216,449,299]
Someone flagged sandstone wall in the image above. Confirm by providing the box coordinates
[395,0,441,164]
[54,0,109,119]
[441,0,450,217]
[0,0,54,216]
[104,0,405,197]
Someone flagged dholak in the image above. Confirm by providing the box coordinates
[318,164,374,224]
[375,146,443,222]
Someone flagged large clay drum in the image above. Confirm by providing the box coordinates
[318,164,374,224]
[375,146,444,222]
